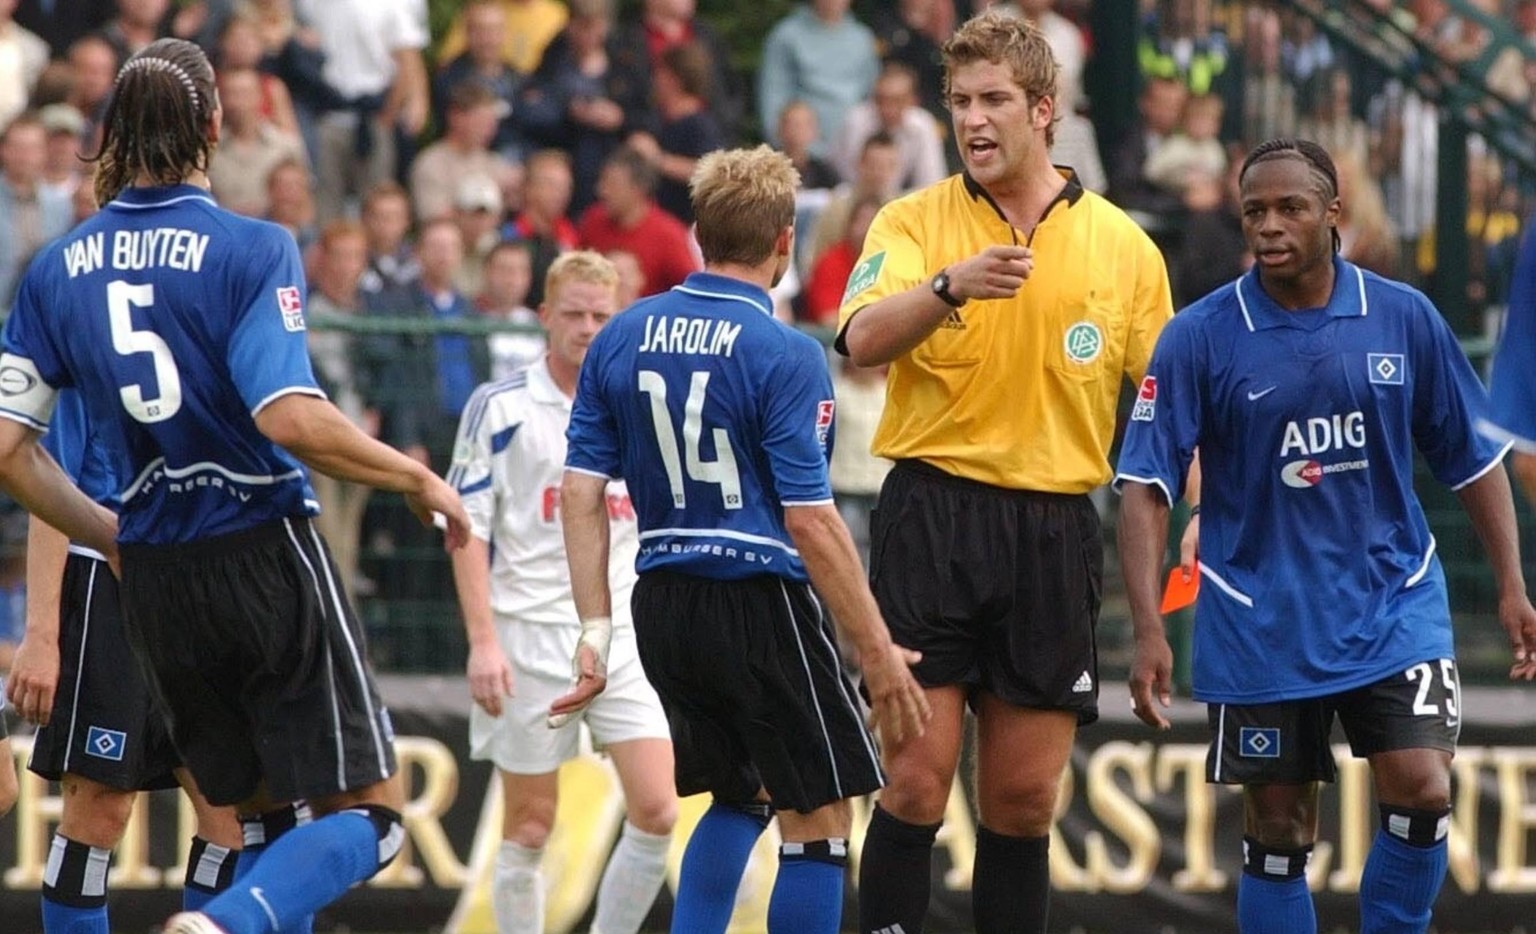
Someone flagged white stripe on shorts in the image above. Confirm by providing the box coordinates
[283,519,349,790]
[778,580,842,800]
[61,561,100,775]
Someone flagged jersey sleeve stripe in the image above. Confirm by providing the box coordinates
[1111,472,1174,506]
[1448,439,1512,491]
[250,386,327,418]
[490,423,521,455]
[564,465,612,481]
[781,498,836,507]
[0,406,50,432]
[1474,418,1536,455]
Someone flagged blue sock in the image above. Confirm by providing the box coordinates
[224,805,315,934]
[41,835,111,934]
[1238,872,1317,934]
[670,801,771,934]
[766,841,847,934]
[182,837,238,913]
[1359,829,1448,934]
[201,811,378,934]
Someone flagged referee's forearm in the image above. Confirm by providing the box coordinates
[1118,484,1172,639]
[842,287,954,367]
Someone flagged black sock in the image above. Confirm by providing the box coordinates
[858,804,941,934]
[973,825,1050,934]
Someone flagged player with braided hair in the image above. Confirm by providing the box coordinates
[1117,137,1536,934]
[0,38,471,934]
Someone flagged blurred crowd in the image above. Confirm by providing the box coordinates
[0,0,1529,658]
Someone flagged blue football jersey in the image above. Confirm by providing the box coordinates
[1481,222,1536,451]
[1115,258,1508,704]
[0,184,322,544]
[565,272,837,582]
[43,388,123,511]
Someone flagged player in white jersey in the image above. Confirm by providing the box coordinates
[448,251,676,934]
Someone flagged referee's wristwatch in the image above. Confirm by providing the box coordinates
[931,269,965,309]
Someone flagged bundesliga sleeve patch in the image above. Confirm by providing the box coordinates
[1131,375,1157,422]
[815,399,835,449]
[277,286,305,332]
[841,250,886,305]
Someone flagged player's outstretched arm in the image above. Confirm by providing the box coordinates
[254,392,470,548]
[548,470,614,726]
[1455,464,1536,680]
[783,503,931,744]
[0,422,116,558]
[5,517,68,725]
[1119,482,1175,729]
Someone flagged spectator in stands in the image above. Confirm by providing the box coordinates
[628,41,724,225]
[477,240,545,380]
[1171,165,1247,307]
[1279,8,1333,96]
[207,67,307,217]
[215,10,300,136]
[299,0,429,223]
[360,180,419,292]
[37,103,83,202]
[869,0,953,128]
[14,0,114,58]
[0,3,48,130]
[415,219,488,466]
[1107,75,1187,218]
[809,131,902,267]
[521,0,651,218]
[1241,6,1296,146]
[1138,0,1229,96]
[1143,93,1227,198]
[1333,148,1400,279]
[65,35,118,142]
[434,0,527,160]
[262,157,316,252]
[759,0,879,154]
[1010,0,1105,193]
[411,81,519,222]
[833,61,946,192]
[611,0,742,137]
[452,174,505,298]
[437,0,568,77]
[803,194,883,326]
[70,166,98,222]
[505,148,578,308]
[1298,67,1369,169]
[97,0,171,64]
[307,220,380,599]
[829,357,892,566]
[607,248,643,308]
[777,100,841,191]
[0,112,70,309]
[577,146,698,296]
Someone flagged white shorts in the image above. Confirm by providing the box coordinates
[469,621,670,775]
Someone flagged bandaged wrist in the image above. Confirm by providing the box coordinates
[576,615,613,675]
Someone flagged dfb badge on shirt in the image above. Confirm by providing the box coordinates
[815,400,835,451]
[1131,375,1157,422]
[277,286,305,332]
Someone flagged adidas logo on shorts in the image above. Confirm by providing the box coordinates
[1072,671,1094,693]
[873,926,909,934]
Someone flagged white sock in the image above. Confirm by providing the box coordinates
[494,840,545,934]
[590,821,672,934]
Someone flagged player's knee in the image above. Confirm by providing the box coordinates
[625,793,678,836]
[1376,759,1451,813]
[59,779,137,847]
[0,770,16,820]
[978,779,1059,836]
[505,796,558,849]
[1246,810,1312,849]
[1378,804,1451,848]
[342,803,405,874]
[879,761,953,824]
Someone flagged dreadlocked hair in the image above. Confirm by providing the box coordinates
[90,38,218,207]
[1240,137,1342,251]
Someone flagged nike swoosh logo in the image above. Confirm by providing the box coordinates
[1247,386,1277,401]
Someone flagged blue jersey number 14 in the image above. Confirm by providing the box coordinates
[638,369,742,510]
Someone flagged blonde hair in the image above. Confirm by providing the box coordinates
[545,250,619,302]
[689,145,799,266]
[943,11,1059,145]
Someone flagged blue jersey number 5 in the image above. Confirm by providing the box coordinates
[108,280,182,424]
[638,369,743,510]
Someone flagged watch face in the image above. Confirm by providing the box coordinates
[933,273,948,293]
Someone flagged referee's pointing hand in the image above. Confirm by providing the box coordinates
[945,245,1034,303]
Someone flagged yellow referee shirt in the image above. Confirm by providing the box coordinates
[836,170,1174,493]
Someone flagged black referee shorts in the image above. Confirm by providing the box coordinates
[631,571,885,814]
[29,551,180,791]
[870,459,1103,724]
[119,517,397,807]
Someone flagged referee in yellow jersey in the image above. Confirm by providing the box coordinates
[837,13,1176,934]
